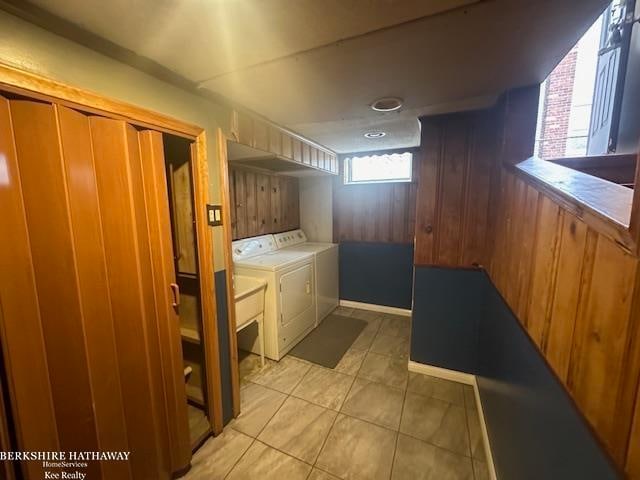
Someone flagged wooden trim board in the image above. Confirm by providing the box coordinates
[0,62,201,139]
[217,129,241,417]
[407,360,497,480]
[339,300,412,317]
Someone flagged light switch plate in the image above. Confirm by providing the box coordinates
[207,204,223,226]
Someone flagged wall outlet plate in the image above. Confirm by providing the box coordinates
[207,204,223,226]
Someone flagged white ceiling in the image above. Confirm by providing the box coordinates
[22,0,609,153]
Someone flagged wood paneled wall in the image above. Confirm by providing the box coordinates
[413,110,500,266]
[332,157,417,244]
[229,166,300,239]
[411,85,640,476]
[488,168,640,472]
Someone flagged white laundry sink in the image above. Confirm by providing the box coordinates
[234,275,266,331]
[234,275,267,366]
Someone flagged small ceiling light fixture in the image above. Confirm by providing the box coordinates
[364,131,386,139]
[371,97,403,112]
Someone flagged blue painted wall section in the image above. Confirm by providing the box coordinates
[339,242,413,309]
[411,267,486,373]
[214,269,233,425]
[411,265,619,479]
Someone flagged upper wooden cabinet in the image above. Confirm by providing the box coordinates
[230,110,338,175]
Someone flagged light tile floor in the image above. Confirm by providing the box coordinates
[185,307,490,480]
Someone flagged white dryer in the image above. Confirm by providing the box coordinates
[233,235,316,360]
[273,230,339,325]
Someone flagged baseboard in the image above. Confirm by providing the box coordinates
[407,360,475,385]
[473,380,498,480]
[339,299,411,316]
[407,360,496,480]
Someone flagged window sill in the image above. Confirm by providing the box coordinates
[512,157,635,250]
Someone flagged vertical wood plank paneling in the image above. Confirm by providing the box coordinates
[256,173,271,234]
[436,118,469,266]
[253,121,268,152]
[290,178,300,231]
[229,168,237,239]
[280,176,290,231]
[377,184,393,243]
[268,126,282,156]
[543,213,588,382]
[525,195,562,346]
[292,138,303,163]
[332,157,417,244]
[391,184,408,243]
[567,236,638,459]
[302,143,311,165]
[282,134,292,159]
[244,171,258,236]
[56,105,131,480]
[270,175,282,232]
[460,114,494,267]
[489,164,640,470]
[10,101,101,470]
[414,125,441,264]
[0,96,58,480]
[513,185,540,324]
[234,169,247,239]
[236,113,253,147]
[228,166,300,239]
[89,116,163,479]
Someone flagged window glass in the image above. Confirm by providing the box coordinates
[344,152,412,184]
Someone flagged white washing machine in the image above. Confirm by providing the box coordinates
[273,230,339,326]
[233,235,316,360]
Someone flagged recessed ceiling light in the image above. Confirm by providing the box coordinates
[371,97,403,112]
[364,131,386,139]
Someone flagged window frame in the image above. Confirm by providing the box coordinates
[343,151,414,185]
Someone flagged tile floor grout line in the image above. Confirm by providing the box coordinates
[462,389,477,480]
[391,419,476,459]
[232,308,469,478]
[309,317,381,478]
[222,437,257,480]
[388,375,409,480]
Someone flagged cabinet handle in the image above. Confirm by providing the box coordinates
[170,283,180,310]
[424,224,433,234]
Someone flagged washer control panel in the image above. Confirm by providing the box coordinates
[274,229,307,249]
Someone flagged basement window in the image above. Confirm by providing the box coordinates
[344,152,412,184]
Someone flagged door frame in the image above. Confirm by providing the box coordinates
[216,130,241,416]
[0,62,223,450]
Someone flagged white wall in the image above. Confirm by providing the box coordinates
[299,176,333,242]
[0,10,231,269]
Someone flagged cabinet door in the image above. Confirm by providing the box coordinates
[256,173,272,234]
[270,176,282,231]
[244,170,258,237]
